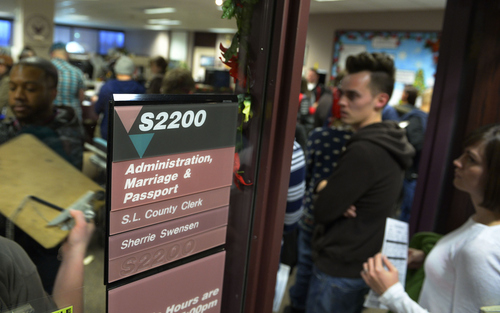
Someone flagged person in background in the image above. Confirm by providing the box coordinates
[284,125,352,313]
[306,68,326,107]
[94,55,145,140]
[18,46,36,60]
[0,210,94,313]
[0,54,13,119]
[146,56,168,94]
[308,52,414,313]
[1,56,83,169]
[297,78,314,134]
[49,42,86,122]
[0,57,84,294]
[284,139,306,233]
[382,103,399,121]
[394,85,428,222]
[161,68,195,94]
[362,123,500,313]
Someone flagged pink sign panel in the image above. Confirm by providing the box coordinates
[111,146,234,211]
[108,227,227,282]
[109,187,230,235]
[108,251,226,313]
[109,206,228,260]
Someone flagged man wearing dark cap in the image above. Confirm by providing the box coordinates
[49,42,86,122]
[94,55,145,140]
[0,54,13,118]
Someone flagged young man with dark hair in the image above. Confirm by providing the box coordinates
[307,52,414,313]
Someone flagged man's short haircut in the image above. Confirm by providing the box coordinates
[15,56,58,88]
[49,42,67,54]
[404,85,419,105]
[162,68,195,94]
[345,52,396,98]
[463,123,500,212]
[151,56,168,74]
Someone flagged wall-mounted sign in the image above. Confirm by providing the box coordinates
[106,95,237,305]
[109,187,230,235]
[108,251,226,313]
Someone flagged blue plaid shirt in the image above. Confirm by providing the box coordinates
[51,58,86,121]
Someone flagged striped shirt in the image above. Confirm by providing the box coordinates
[51,58,86,121]
[284,140,306,233]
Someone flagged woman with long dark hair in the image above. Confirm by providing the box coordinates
[362,123,500,312]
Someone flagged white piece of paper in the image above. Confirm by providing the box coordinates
[364,217,409,309]
[273,263,291,312]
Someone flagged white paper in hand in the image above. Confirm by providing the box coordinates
[364,217,409,309]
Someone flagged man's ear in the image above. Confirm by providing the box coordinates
[50,87,58,102]
[374,93,390,110]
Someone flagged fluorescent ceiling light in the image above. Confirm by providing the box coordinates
[148,19,181,26]
[208,28,238,34]
[144,25,170,30]
[144,7,176,14]
[66,41,85,54]
[65,14,90,20]
[59,8,76,14]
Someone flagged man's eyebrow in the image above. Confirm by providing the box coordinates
[340,88,360,96]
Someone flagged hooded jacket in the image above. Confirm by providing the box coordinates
[312,121,415,278]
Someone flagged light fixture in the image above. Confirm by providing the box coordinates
[64,14,90,21]
[66,41,85,54]
[144,7,176,14]
[144,25,170,30]
[208,28,237,34]
[215,0,223,6]
[315,0,345,2]
[148,19,181,26]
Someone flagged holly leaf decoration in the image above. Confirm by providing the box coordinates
[221,0,236,19]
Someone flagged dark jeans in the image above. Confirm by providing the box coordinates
[288,228,313,310]
[306,265,369,313]
[399,179,417,222]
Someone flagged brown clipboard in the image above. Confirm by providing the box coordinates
[0,134,103,248]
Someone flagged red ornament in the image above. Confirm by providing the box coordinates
[220,43,246,88]
[233,152,252,190]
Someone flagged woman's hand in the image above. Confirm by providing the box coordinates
[407,248,425,269]
[361,253,399,295]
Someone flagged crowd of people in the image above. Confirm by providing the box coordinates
[284,52,500,313]
[0,42,197,312]
[0,41,498,313]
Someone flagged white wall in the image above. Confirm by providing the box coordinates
[125,30,169,58]
[304,9,445,84]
